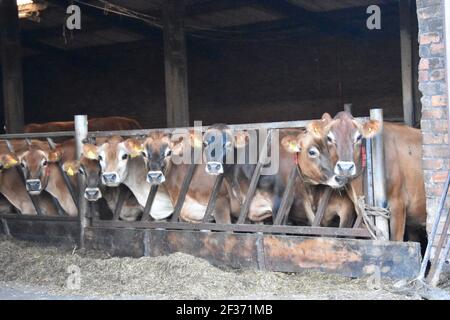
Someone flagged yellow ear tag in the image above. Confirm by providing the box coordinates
[67,167,75,176]
[86,150,97,160]
[368,127,372,133]
[130,145,143,158]
[289,141,298,152]
[4,157,17,169]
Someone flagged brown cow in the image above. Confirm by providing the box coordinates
[82,136,174,220]
[202,124,283,222]
[319,111,427,242]
[279,125,355,227]
[24,116,142,133]
[63,154,143,221]
[15,142,78,216]
[0,143,58,216]
[140,132,234,223]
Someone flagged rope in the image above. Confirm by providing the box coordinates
[355,195,390,240]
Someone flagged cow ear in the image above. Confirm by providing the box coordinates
[83,144,98,160]
[234,131,249,149]
[63,161,80,176]
[125,138,144,158]
[189,132,203,149]
[306,120,327,139]
[321,113,333,123]
[360,120,381,138]
[2,153,19,169]
[48,150,62,163]
[281,135,301,153]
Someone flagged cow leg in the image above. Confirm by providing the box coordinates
[213,197,231,224]
[389,198,406,241]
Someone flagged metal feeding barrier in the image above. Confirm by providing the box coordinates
[0,112,390,239]
[85,118,376,239]
[0,109,424,280]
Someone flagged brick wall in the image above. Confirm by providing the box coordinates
[417,0,449,238]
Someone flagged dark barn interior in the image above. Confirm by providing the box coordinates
[0,0,420,131]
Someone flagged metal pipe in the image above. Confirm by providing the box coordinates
[74,115,88,248]
[370,108,390,240]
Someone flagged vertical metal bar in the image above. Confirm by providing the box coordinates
[202,174,224,223]
[46,137,78,209]
[274,166,297,225]
[170,163,197,222]
[112,187,129,221]
[141,184,159,222]
[237,130,273,224]
[418,172,450,280]
[312,187,332,227]
[370,108,389,240]
[5,139,43,216]
[429,234,450,287]
[427,206,450,285]
[75,115,88,248]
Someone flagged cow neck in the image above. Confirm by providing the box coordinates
[122,156,152,207]
[291,153,315,224]
[45,164,78,216]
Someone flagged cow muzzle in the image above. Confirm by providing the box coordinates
[102,172,119,186]
[205,161,224,175]
[84,187,102,201]
[334,161,356,177]
[146,171,165,185]
[326,175,348,189]
[26,179,42,194]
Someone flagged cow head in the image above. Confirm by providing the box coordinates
[83,136,143,187]
[202,124,248,175]
[281,116,346,189]
[63,155,103,202]
[324,111,381,178]
[141,133,185,185]
[18,146,61,195]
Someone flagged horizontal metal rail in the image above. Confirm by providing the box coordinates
[0,213,78,222]
[0,131,76,139]
[87,117,370,138]
[91,220,372,238]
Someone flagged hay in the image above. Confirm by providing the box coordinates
[0,237,418,299]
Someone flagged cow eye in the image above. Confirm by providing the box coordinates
[98,155,103,161]
[21,162,25,168]
[141,151,148,158]
[79,167,85,175]
[122,154,128,160]
[308,147,319,158]
[165,149,172,157]
[42,160,48,166]
[355,134,363,143]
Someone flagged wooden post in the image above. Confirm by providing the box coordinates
[75,115,88,248]
[399,0,414,126]
[0,0,25,133]
[370,108,390,240]
[163,0,190,128]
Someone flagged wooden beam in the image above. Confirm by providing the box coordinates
[0,0,25,133]
[399,0,414,126]
[256,0,361,39]
[163,0,190,127]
